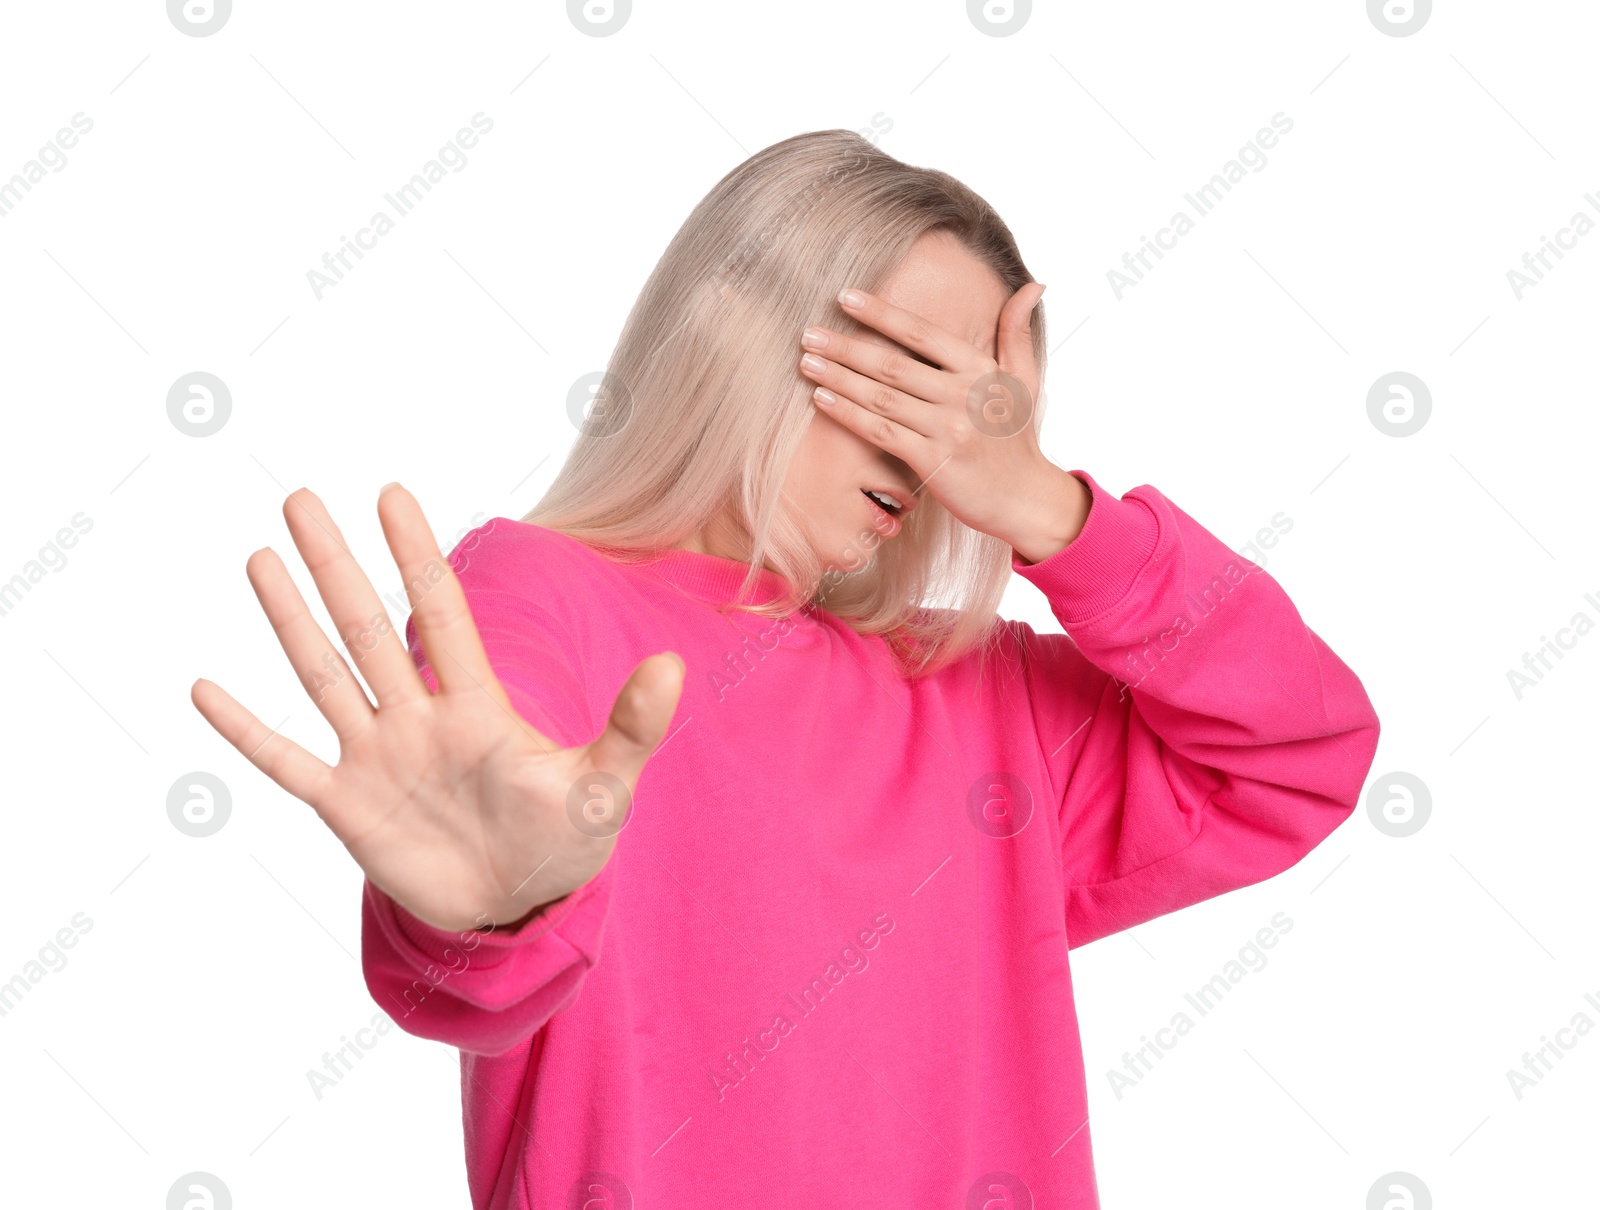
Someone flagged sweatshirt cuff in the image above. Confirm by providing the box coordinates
[374,859,614,971]
[1011,469,1162,626]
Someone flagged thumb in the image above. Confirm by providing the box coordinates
[997,281,1045,390]
[585,651,686,787]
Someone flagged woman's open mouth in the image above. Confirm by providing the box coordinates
[861,487,909,536]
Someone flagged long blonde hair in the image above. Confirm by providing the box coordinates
[524,129,1047,676]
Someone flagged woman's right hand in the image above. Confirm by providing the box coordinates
[190,484,685,933]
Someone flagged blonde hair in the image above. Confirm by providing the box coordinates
[524,129,1047,676]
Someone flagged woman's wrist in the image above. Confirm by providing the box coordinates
[999,464,1093,566]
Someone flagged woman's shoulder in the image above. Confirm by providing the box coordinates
[438,517,630,637]
[448,516,607,588]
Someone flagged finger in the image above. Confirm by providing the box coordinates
[836,287,986,373]
[190,677,335,810]
[801,326,953,410]
[586,652,686,784]
[281,488,429,709]
[997,282,1045,390]
[809,380,929,467]
[375,483,503,699]
[247,545,376,741]
[799,352,937,437]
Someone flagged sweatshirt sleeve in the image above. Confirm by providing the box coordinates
[1011,470,1380,949]
[360,566,615,1056]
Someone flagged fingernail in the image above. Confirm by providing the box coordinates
[838,288,865,309]
[800,327,829,350]
[812,386,836,407]
[380,482,401,495]
[800,353,827,374]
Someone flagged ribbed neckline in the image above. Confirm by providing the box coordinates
[638,545,793,607]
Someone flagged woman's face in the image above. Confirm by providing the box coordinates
[781,230,1010,571]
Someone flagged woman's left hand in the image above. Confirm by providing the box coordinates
[798,284,1091,564]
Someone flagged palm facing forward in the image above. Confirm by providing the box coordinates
[190,484,684,932]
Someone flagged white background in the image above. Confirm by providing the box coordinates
[1,1,1595,1206]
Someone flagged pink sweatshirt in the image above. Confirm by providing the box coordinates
[361,470,1379,1209]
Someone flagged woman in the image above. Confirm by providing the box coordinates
[192,130,1380,1208]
